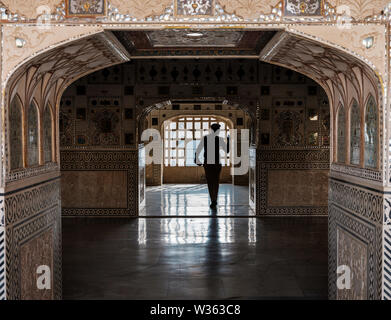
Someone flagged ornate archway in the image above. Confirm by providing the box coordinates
[0,0,389,301]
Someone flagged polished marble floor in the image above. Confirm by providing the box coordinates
[63,184,327,300]
[63,217,328,299]
[142,184,253,217]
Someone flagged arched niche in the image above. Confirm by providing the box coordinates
[337,103,346,164]
[27,100,40,167]
[9,95,24,171]
[364,94,378,169]
[43,103,54,163]
[350,99,361,166]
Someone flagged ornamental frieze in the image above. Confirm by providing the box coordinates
[0,0,390,21]
[109,0,172,19]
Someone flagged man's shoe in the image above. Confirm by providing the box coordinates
[210,201,217,209]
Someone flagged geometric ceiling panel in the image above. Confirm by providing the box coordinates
[112,30,277,57]
[146,29,243,47]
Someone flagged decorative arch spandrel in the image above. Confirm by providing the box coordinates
[2,25,104,84]
[110,0,173,19]
[328,0,390,20]
[218,0,278,19]
[288,25,386,79]
[1,0,62,18]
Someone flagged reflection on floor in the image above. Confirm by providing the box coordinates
[62,217,328,300]
[142,184,253,216]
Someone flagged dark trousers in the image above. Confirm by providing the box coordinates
[203,164,222,202]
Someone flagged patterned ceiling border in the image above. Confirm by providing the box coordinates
[0,1,390,24]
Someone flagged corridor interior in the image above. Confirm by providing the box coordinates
[60,55,330,299]
[62,133,329,299]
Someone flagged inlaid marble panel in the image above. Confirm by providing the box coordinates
[175,0,214,16]
[27,103,39,167]
[5,179,62,300]
[273,110,304,147]
[328,179,383,300]
[284,0,324,16]
[350,99,361,166]
[0,226,5,300]
[337,227,368,300]
[20,229,53,300]
[61,150,139,217]
[256,148,329,216]
[337,106,346,164]
[43,106,53,163]
[384,225,391,299]
[66,0,106,16]
[61,171,128,209]
[268,170,328,207]
[9,98,23,171]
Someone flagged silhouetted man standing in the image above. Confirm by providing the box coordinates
[195,123,229,209]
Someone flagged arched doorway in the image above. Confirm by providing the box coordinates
[141,105,250,217]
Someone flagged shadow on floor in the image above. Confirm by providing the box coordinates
[62,217,328,300]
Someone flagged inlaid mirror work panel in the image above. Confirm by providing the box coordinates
[337,104,346,164]
[9,97,23,170]
[43,105,53,163]
[350,99,361,166]
[27,102,39,166]
[364,95,378,169]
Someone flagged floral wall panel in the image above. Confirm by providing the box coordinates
[66,0,106,16]
[9,98,23,171]
[43,106,53,163]
[176,0,214,16]
[364,95,378,168]
[110,0,172,19]
[27,103,39,167]
[284,0,324,16]
[350,99,361,166]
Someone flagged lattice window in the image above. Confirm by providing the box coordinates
[364,95,378,168]
[164,116,231,167]
[350,99,361,166]
[337,104,346,164]
[43,104,53,163]
[27,102,39,166]
[9,96,23,170]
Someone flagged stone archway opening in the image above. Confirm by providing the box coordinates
[138,99,254,217]
[1,27,385,300]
